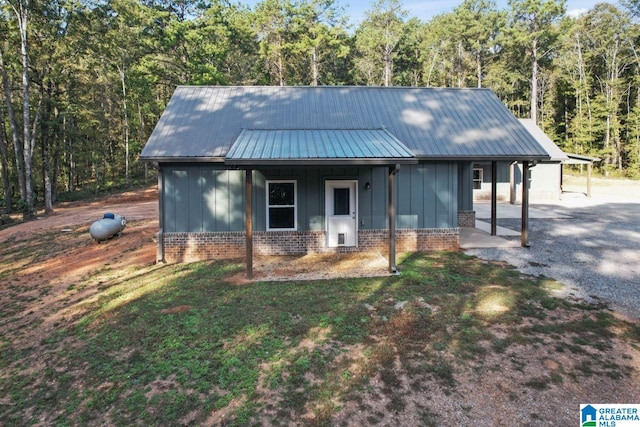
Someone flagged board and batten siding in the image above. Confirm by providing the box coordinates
[395,163,459,229]
[162,165,245,233]
[161,162,460,234]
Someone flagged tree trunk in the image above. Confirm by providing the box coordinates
[42,136,53,214]
[531,37,538,123]
[384,26,392,87]
[278,52,284,87]
[138,100,149,182]
[0,116,11,213]
[65,115,75,192]
[476,51,482,88]
[311,46,319,86]
[117,62,130,185]
[0,49,26,201]
[18,2,35,218]
[42,83,53,214]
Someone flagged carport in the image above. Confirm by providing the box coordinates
[561,154,601,198]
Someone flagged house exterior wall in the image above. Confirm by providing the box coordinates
[513,163,562,201]
[159,162,463,263]
[472,162,561,202]
[457,162,475,227]
[472,162,513,201]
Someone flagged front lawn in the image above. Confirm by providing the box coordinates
[1,252,639,426]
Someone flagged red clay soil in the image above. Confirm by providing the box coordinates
[1,186,159,351]
[0,186,159,242]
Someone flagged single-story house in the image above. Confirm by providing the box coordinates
[473,119,600,202]
[140,86,550,276]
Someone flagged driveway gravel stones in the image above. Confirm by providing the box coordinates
[466,184,640,319]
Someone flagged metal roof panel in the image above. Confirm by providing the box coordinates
[141,86,550,162]
[225,128,415,165]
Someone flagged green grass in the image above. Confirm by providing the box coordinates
[1,251,639,425]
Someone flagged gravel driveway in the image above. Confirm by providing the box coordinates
[465,181,640,319]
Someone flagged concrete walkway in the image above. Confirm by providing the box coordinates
[473,201,570,220]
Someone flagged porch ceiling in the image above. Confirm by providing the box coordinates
[224,128,418,166]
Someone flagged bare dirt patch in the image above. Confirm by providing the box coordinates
[1,186,159,351]
[226,251,391,284]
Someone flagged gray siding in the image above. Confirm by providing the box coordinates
[162,165,245,232]
[457,162,473,211]
[162,162,461,233]
[396,163,458,229]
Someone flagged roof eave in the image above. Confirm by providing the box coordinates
[419,155,552,162]
[140,156,226,163]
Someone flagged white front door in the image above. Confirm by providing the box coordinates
[326,180,357,247]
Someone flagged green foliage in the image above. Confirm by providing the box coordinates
[2,0,640,207]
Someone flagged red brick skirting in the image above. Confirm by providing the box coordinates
[160,228,459,263]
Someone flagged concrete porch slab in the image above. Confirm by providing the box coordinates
[474,201,570,219]
[474,220,521,237]
[459,227,520,249]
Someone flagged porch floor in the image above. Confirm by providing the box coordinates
[459,227,520,249]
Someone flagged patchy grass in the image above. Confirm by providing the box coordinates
[1,251,639,426]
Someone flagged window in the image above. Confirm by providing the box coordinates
[473,168,483,190]
[333,188,350,215]
[267,180,297,230]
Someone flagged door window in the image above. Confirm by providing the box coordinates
[333,188,350,215]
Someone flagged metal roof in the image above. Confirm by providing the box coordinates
[518,119,568,162]
[225,128,417,165]
[141,86,551,163]
[565,153,601,165]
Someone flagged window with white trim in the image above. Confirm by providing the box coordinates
[473,168,483,190]
[266,180,297,230]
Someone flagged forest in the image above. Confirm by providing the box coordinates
[1,0,640,217]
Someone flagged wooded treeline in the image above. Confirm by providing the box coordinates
[1,0,640,216]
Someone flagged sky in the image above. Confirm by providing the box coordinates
[293,0,611,26]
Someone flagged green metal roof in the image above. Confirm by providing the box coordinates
[140,86,552,163]
[225,128,417,166]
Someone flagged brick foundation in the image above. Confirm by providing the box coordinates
[160,228,460,263]
[457,210,476,227]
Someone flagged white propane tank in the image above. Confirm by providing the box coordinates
[89,213,126,242]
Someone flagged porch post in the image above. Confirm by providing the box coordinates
[388,165,398,273]
[521,161,530,247]
[587,162,592,198]
[246,169,253,279]
[491,161,497,236]
[509,161,516,204]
